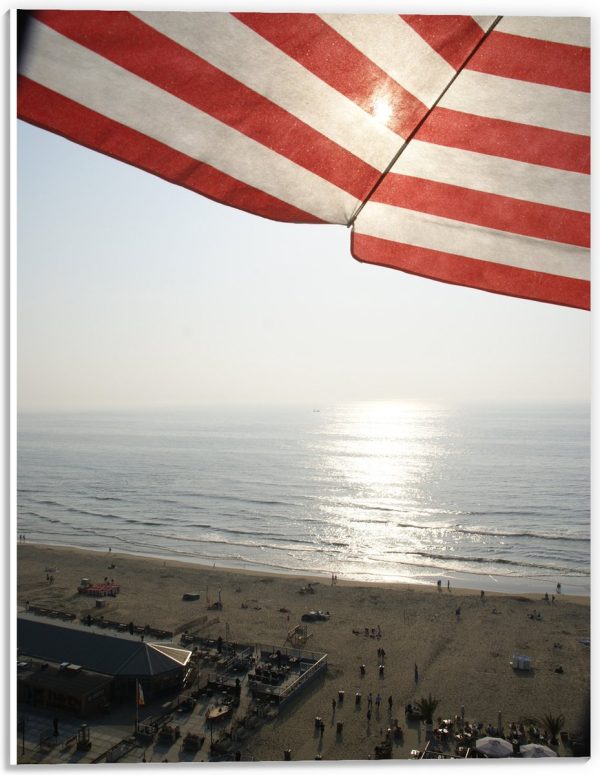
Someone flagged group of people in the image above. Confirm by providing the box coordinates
[331,690,397,723]
[352,625,383,638]
[437,579,564,600]
[365,692,395,723]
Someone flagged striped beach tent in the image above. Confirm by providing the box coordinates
[17,12,590,309]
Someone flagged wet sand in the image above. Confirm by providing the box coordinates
[16,543,590,761]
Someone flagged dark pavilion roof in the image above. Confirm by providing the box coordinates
[17,616,191,678]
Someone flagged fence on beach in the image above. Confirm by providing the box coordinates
[248,644,328,706]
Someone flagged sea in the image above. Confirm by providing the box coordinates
[17,402,590,596]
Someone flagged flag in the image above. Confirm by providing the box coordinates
[137,680,145,707]
[17,12,590,309]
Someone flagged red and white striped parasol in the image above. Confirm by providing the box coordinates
[17,12,590,309]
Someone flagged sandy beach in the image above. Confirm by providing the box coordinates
[16,543,590,761]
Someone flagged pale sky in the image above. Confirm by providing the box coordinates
[17,120,590,411]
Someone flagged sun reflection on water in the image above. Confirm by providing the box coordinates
[312,401,451,580]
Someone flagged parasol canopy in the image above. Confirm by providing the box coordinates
[17,12,590,309]
[475,736,514,758]
[520,743,558,758]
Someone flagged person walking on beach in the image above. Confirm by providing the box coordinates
[367,692,373,710]
[388,695,393,713]
[414,663,419,684]
[332,698,336,713]
[375,693,381,710]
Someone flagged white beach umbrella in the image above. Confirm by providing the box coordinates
[520,743,558,758]
[475,736,514,758]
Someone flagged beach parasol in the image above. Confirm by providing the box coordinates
[17,12,590,309]
[475,736,514,758]
[520,743,558,758]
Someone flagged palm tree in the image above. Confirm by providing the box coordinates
[416,694,440,725]
[539,713,565,746]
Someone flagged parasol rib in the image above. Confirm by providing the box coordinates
[347,16,503,227]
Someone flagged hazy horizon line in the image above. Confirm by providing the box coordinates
[17,398,591,415]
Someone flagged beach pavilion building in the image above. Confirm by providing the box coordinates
[17,615,193,715]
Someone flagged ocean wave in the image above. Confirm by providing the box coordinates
[455,526,589,542]
[22,510,60,523]
[467,509,547,517]
[384,549,589,576]
[103,532,340,558]
[169,491,301,508]
[62,507,169,529]
[66,506,117,518]
[354,518,392,525]
[186,523,317,545]
[394,521,588,543]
